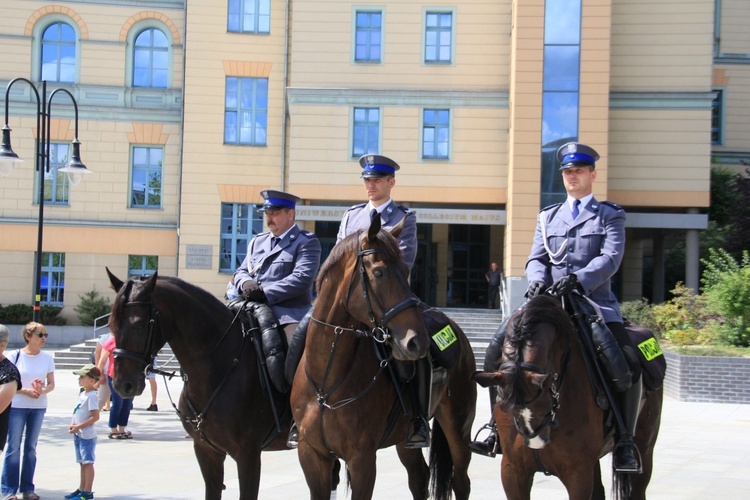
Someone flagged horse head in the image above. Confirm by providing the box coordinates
[106,267,165,398]
[316,212,428,361]
[473,294,573,449]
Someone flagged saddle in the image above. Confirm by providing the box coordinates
[623,320,666,391]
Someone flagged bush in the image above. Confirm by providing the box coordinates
[620,298,663,338]
[701,248,750,347]
[651,284,720,346]
[74,290,112,327]
[0,304,66,325]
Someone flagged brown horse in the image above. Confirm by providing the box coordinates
[473,295,663,500]
[106,269,291,500]
[290,213,477,500]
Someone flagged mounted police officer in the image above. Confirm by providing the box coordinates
[471,143,643,474]
[233,189,321,347]
[337,154,429,449]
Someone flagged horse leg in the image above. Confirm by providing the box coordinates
[500,458,533,500]
[235,449,262,500]
[396,445,429,500]
[558,466,596,500]
[346,452,380,500]
[432,410,473,500]
[193,443,227,500]
[298,443,335,500]
[591,461,605,500]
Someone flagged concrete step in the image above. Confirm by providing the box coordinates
[54,340,180,371]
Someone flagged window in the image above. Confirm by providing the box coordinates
[225,77,268,146]
[40,252,65,305]
[354,11,382,63]
[220,203,264,272]
[40,22,76,83]
[133,28,169,88]
[131,147,163,208]
[352,107,380,157]
[422,109,450,159]
[228,0,271,34]
[37,142,70,205]
[424,12,453,64]
[128,255,158,278]
[711,89,724,145]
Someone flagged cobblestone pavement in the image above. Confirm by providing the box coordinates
[4,357,749,499]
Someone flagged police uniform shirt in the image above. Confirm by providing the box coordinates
[233,224,322,324]
[525,197,625,323]
[336,199,418,270]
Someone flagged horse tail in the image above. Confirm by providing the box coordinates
[428,421,453,500]
[611,470,632,500]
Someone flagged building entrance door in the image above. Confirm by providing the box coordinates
[447,224,490,307]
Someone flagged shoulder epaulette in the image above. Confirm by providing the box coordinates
[345,202,367,212]
[300,230,316,238]
[601,201,623,211]
[539,202,562,213]
[397,205,413,215]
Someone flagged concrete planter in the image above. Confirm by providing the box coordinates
[663,350,750,404]
[3,324,97,349]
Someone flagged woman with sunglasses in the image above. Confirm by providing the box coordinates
[1,322,55,500]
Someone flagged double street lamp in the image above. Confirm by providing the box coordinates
[0,78,91,321]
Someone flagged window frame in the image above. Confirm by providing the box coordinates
[128,255,159,278]
[224,76,269,146]
[40,251,65,306]
[34,18,80,83]
[422,9,455,65]
[132,27,170,88]
[129,145,164,209]
[125,21,174,89]
[352,8,384,64]
[351,107,381,158]
[35,142,70,206]
[219,202,263,273]
[711,88,725,146]
[227,0,271,34]
[421,108,452,160]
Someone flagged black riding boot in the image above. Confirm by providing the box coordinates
[470,326,506,457]
[613,375,643,474]
[405,358,432,449]
[469,418,499,457]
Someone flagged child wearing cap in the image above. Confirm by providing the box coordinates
[66,364,101,500]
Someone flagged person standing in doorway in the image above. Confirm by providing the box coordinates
[485,262,503,309]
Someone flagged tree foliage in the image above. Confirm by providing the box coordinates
[74,290,112,327]
[701,248,750,347]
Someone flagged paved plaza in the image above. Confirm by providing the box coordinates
[3,354,750,499]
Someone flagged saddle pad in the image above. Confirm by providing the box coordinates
[421,305,461,370]
[624,320,667,391]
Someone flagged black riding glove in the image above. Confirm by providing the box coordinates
[525,280,547,298]
[241,279,267,302]
[549,273,582,297]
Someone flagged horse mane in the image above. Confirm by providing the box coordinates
[110,274,227,330]
[315,228,406,294]
[499,294,576,407]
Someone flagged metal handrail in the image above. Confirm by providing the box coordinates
[93,312,110,339]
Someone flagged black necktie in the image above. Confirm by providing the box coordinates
[271,237,280,249]
[572,199,581,219]
[370,208,377,220]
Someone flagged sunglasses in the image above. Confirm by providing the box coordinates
[34,333,48,339]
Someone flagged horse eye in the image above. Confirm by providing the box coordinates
[373,268,384,278]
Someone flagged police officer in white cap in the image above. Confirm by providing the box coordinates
[336,154,429,448]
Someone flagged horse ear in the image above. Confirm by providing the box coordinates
[142,271,159,294]
[389,216,406,240]
[106,267,124,293]
[367,211,382,242]
[472,370,509,388]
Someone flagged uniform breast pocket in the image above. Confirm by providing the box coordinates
[580,225,606,253]
[546,226,568,255]
[270,252,294,276]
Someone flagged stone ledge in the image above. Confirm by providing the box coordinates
[663,350,750,404]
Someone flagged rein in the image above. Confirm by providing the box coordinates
[113,297,248,455]
[306,233,419,453]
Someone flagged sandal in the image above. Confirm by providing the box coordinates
[108,432,125,439]
[121,430,133,438]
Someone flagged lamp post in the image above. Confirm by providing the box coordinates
[0,78,91,322]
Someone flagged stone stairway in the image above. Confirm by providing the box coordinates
[441,307,504,369]
[53,336,180,372]
[54,308,503,372]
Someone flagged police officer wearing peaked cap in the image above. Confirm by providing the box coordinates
[335,154,429,448]
[336,154,418,269]
[232,189,321,344]
[556,141,600,170]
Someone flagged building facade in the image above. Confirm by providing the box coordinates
[1,0,744,324]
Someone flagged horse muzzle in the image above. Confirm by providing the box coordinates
[112,371,146,399]
[390,327,429,361]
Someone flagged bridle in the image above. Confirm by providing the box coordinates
[307,232,420,452]
[499,347,571,441]
[112,300,164,375]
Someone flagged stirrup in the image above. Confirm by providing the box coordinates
[404,417,431,449]
[286,422,299,449]
[613,438,642,474]
[469,423,498,457]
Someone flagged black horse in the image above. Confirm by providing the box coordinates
[106,268,291,500]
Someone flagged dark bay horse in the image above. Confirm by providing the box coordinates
[106,268,291,500]
[290,214,477,500]
[473,295,663,500]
